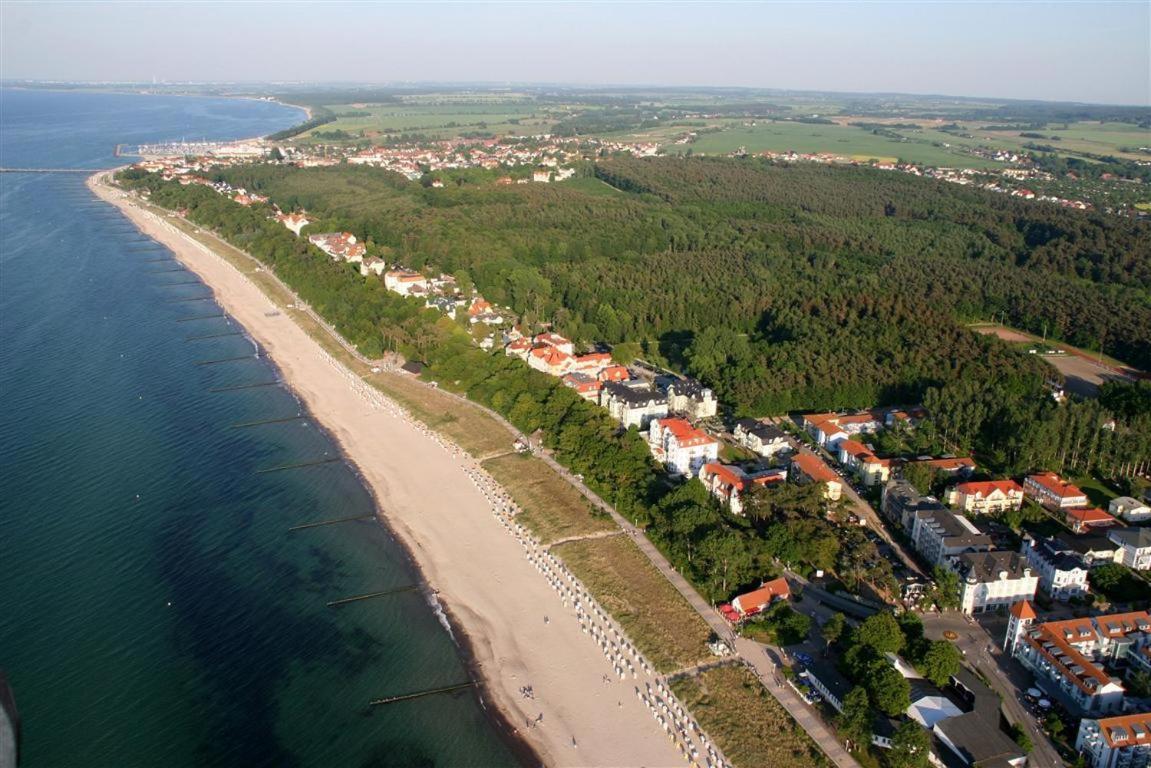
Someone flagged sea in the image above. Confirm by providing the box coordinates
[0,89,520,767]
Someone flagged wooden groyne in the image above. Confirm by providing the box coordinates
[255,457,340,475]
[177,313,226,323]
[195,355,257,366]
[186,329,240,339]
[369,681,476,707]
[326,584,420,607]
[209,380,280,393]
[230,414,304,429]
[287,514,374,532]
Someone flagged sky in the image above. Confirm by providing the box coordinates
[2,1,1149,106]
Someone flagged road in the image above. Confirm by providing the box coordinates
[922,612,1065,768]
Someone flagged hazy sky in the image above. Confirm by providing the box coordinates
[2,1,1148,105]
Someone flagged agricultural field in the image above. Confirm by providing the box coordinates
[298,101,561,141]
[662,119,1006,168]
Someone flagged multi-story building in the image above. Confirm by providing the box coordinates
[910,508,991,567]
[733,418,790,458]
[947,480,1025,515]
[599,381,668,429]
[837,439,892,487]
[1076,713,1151,768]
[1023,536,1091,601]
[803,412,882,448]
[663,379,718,420]
[1025,472,1089,510]
[954,551,1037,615]
[698,462,786,515]
[648,417,719,477]
[790,453,842,501]
[1010,610,1150,715]
[1110,496,1151,524]
[1109,527,1151,571]
[1066,506,1120,534]
[882,480,943,531]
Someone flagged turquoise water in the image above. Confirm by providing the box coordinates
[0,90,520,767]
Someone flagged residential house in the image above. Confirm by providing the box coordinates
[1066,507,1119,534]
[909,507,991,567]
[571,352,612,377]
[1110,496,1151,524]
[1108,527,1151,571]
[904,456,977,478]
[954,551,1037,615]
[360,257,386,277]
[664,379,718,420]
[648,417,719,477]
[1025,472,1089,510]
[504,337,533,360]
[308,231,366,263]
[275,211,311,235]
[597,364,630,382]
[533,332,574,355]
[790,453,842,501]
[804,412,882,448]
[532,167,551,182]
[947,480,1025,515]
[561,372,602,402]
[1053,533,1121,568]
[698,462,786,515]
[733,419,790,458]
[882,480,943,531]
[384,270,429,297]
[1023,536,1091,601]
[837,439,892,486]
[1076,713,1151,768]
[727,577,790,619]
[599,381,668,429]
[1010,611,1150,715]
[527,345,574,377]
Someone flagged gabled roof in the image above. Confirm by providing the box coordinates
[1027,472,1085,499]
[1065,507,1117,527]
[1097,713,1151,748]
[1009,600,1037,620]
[792,453,838,484]
[956,479,1023,497]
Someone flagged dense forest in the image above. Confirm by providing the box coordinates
[118,158,1151,598]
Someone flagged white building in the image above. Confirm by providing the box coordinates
[648,417,719,477]
[599,381,668,429]
[384,270,429,297]
[1076,713,1151,768]
[947,480,1025,515]
[664,379,718,420]
[954,551,1037,615]
[1108,527,1151,571]
[1024,472,1088,510]
[1110,496,1151,524]
[733,419,790,458]
[1023,536,1091,601]
[909,507,991,567]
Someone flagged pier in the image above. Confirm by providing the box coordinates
[369,681,476,707]
[326,584,420,607]
[0,167,95,174]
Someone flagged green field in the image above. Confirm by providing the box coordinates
[299,101,558,141]
[664,120,1005,168]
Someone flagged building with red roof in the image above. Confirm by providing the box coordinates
[1076,712,1151,768]
[527,345,574,377]
[1064,506,1118,534]
[790,453,842,501]
[1025,472,1088,510]
[948,479,1025,515]
[649,417,719,476]
[727,577,791,620]
[699,462,786,515]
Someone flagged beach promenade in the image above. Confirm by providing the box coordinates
[89,172,730,768]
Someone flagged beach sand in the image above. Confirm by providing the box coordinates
[88,172,695,768]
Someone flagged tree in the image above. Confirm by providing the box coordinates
[867,661,911,716]
[836,687,873,749]
[855,612,906,656]
[931,565,962,611]
[919,640,962,688]
[889,721,931,768]
[1010,723,1033,753]
[821,613,847,653]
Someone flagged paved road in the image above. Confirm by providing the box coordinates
[922,612,1064,767]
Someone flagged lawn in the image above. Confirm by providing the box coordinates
[552,534,713,673]
[482,452,616,545]
[671,665,830,768]
[1071,472,1121,509]
[299,101,554,141]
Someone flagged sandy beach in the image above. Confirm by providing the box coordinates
[88,171,710,768]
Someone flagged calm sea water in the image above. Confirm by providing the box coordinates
[0,89,519,767]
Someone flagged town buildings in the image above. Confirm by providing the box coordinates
[954,551,1037,615]
[1108,527,1151,571]
[1076,713,1151,768]
[725,577,790,620]
[836,439,892,486]
[1110,496,1151,524]
[790,453,842,501]
[648,418,719,477]
[1023,536,1092,601]
[664,379,718,420]
[599,381,668,429]
[383,270,429,297]
[733,419,790,458]
[947,480,1025,515]
[308,231,366,263]
[803,412,882,448]
[909,507,992,568]
[1067,507,1121,535]
[698,462,786,515]
[1026,472,1089,510]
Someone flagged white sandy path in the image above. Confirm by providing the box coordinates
[89,175,691,768]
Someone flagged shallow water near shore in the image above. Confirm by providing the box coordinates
[0,89,519,767]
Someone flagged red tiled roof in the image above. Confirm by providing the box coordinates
[1027,472,1085,500]
[733,577,790,615]
[957,480,1023,497]
[1098,713,1151,748]
[1010,600,1037,620]
[792,453,838,484]
[1065,507,1117,526]
[658,418,716,447]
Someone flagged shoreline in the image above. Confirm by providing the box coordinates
[88,170,696,768]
